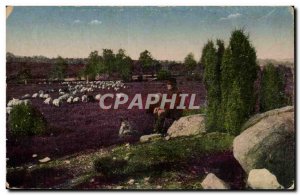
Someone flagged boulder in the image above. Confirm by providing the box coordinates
[140,133,162,143]
[167,114,206,138]
[247,169,283,189]
[233,106,294,188]
[201,173,229,189]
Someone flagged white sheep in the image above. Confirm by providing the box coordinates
[58,94,69,101]
[59,91,65,95]
[32,93,38,98]
[82,95,88,102]
[22,94,31,99]
[43,94,50,99]
[44,97,52,104]
[7,98,30,107]
[67,96,74,103]
[73,97,80,103]
[39,93,44,98]
[52,99,61,107]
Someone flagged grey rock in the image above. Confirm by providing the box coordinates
[201,173,229,189]
[167,114,206,138]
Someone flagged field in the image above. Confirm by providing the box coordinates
[6,80,206,166]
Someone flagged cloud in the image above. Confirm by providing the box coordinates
[73,19,81,24]
[220,13,242,20]
[89,19,102,25]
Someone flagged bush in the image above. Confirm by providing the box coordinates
[157,70,171,80]
[94,156,127,177]
[8,103,47,136]
[260,63,287,112]
[190,72,202,81]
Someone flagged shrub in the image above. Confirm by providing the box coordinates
[190,72,202,81]
[94,156,127,177]
[8,103,47,136]
[260,63,287,112]
[157,69,171,80]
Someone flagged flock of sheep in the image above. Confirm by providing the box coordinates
[7,80,127,114]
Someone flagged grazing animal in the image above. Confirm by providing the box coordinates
[82,95,88,102]
[22,94,31,99]
[67,96,73,103]
[118,118,137,137]
[58,94,69,101]
[73,97,80,103]
[52,99,61,107]
[32,93,38,98]
[43,94,50,99]
[7,98,30,107]
[44,97,52,104]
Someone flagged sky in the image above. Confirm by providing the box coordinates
[6,6,294,61]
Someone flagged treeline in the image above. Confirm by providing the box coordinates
[8,49,203,82]
[201,29,290,135]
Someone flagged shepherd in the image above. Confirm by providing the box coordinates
[153,78,183,134]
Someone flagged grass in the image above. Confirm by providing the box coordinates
[94,133,234,179]
[7,132,234,189]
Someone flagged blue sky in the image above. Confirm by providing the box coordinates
[6,6,294,61]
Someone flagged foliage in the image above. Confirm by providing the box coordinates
[50,56,68,80]
[139,50,156,73]
[184,53,197,73]
[17,65,31,84]
[260,63,287,112]
[84,51,104,80]
[8,103,47,136]
[102,49,116,76]
[83,49,133,81]
[115,49,133,81]
[94,156,127,177]
[202,40,224,132]
[221,30,258,135]
[157,69,171,80]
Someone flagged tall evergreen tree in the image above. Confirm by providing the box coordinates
[260,63,287,112]
[221,29,259,135]
[202,40,224,132]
